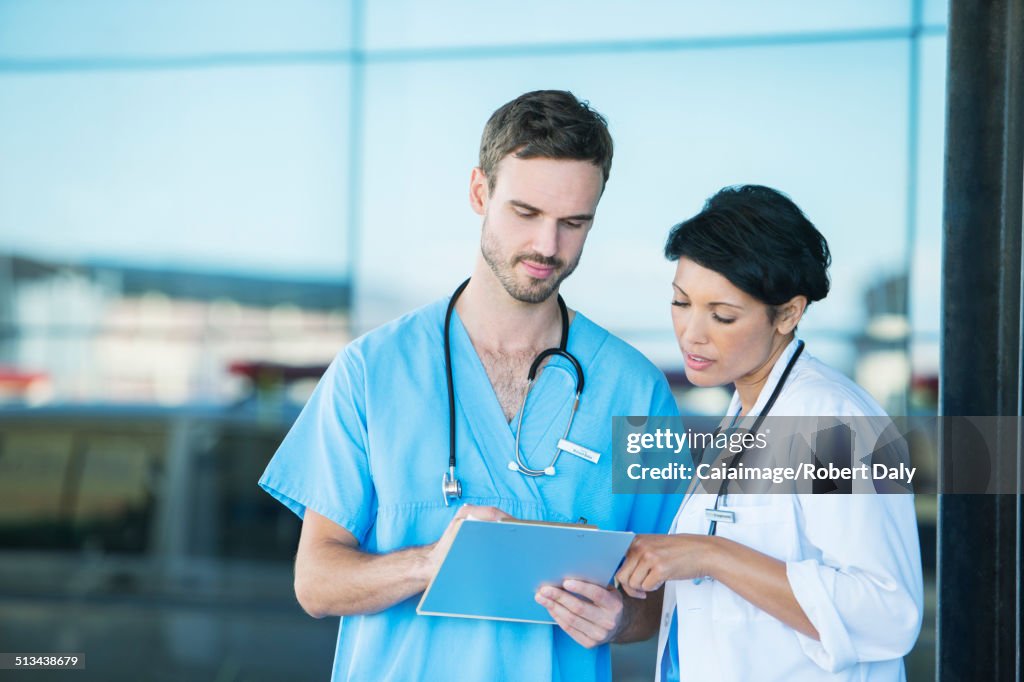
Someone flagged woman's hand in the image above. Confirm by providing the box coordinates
[617,533,821,640]
[615,533,716,598]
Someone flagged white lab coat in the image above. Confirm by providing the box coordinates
[655,339,924,681]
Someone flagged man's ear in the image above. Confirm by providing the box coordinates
[469,167,489,217]
[775,295,808,335]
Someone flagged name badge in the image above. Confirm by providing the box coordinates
[705,508,736,524]
[558,439,601,464]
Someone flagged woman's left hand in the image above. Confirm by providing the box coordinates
[616,533,716,599]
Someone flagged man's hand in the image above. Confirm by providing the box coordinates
[534,579,624,648]
[421,504,512,581]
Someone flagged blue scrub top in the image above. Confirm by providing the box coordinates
[260,298,682,682]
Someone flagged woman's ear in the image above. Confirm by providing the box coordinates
[775,295,808,335]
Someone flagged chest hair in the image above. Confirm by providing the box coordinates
[477,348,541,422]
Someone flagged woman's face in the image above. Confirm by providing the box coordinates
[671,257,796,390]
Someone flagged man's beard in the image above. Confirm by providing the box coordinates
[480,221,579,304]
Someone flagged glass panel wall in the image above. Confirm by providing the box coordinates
[0,2,946,679]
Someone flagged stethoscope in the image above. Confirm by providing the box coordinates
[703,339,805,536]
[441,278,585,505]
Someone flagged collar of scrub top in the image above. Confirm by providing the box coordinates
[704,339,806,535]
[442,277,586,506]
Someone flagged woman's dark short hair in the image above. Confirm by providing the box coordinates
[664,185,831,309]
[479,90,613,192]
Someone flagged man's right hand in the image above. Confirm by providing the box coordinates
[295,504,512,618]
[422,504,513,581]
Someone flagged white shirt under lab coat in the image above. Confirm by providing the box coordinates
[655,339,924,681]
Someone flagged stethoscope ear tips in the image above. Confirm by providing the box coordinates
[507,461,558,476]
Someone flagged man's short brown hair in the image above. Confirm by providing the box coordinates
[478,90,613,192]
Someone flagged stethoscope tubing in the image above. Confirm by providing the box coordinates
[442,277,585,499]
[706,339,805,536]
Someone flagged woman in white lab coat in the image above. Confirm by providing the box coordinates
[616,185,923,681]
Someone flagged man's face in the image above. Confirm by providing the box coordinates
[470,155,604,304]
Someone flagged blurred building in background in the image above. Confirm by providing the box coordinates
[0,254,349,405]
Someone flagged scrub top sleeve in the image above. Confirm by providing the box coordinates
[785,494,924,673]
[627,377,685,535]
[648,376,679,419]
[259,348,376,543]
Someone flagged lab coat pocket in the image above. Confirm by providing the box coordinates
[710,499,798,623]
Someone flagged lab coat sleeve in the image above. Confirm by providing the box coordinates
[786,492,923,673]
[258,347,376,543]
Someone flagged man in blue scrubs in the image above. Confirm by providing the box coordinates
[259,90,680,681]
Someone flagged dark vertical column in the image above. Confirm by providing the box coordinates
[939,1,1023,680]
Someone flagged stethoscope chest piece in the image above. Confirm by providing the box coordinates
[442,466,461,506]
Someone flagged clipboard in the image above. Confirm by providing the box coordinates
[416,519,634,624]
